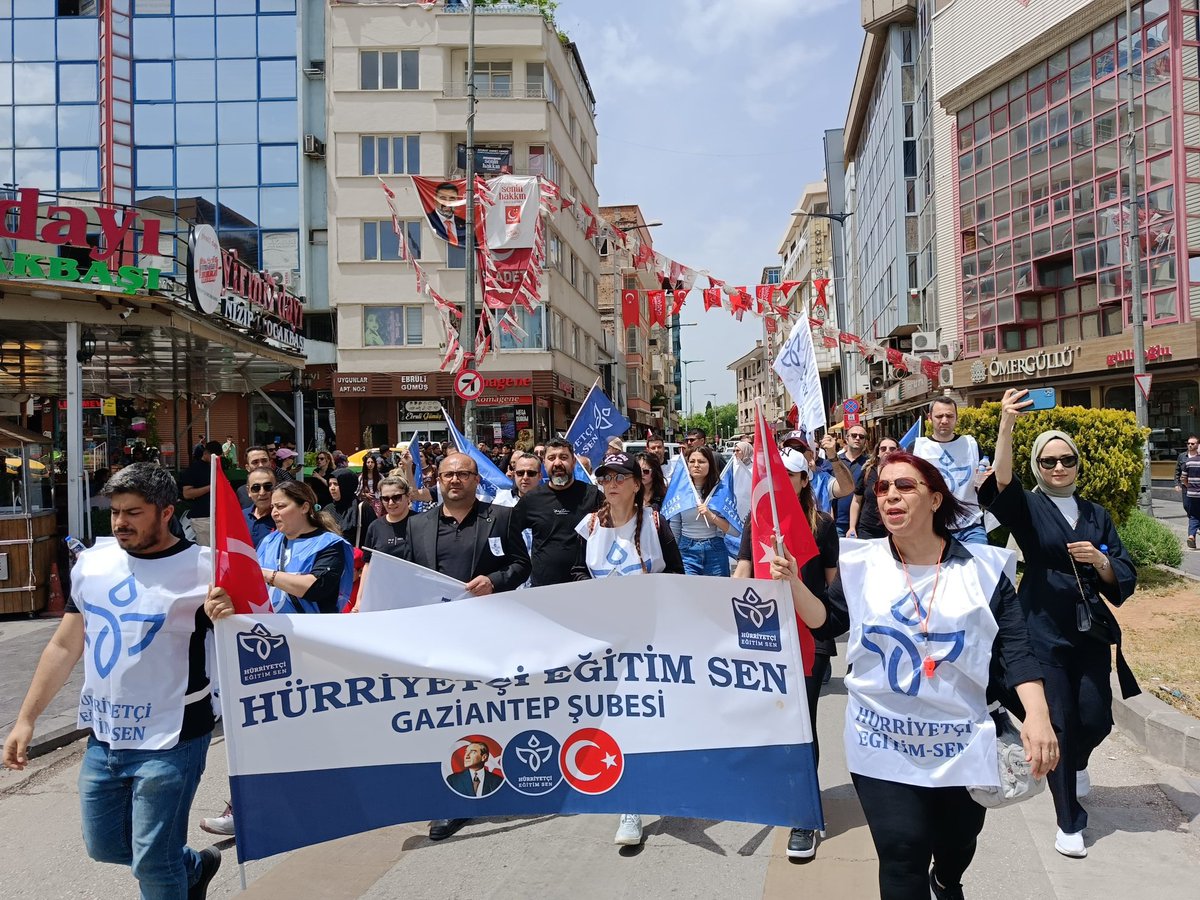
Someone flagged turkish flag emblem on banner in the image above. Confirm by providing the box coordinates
[755,284,775,314]
[670,289,688,316]
[647,290,667,327]
[621,288,640,326]
[764,316,778,335]
[749,405,817,673]
[211,458,272,615]
[703,287,723,310]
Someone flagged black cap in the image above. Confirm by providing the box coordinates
[595,452,639,478]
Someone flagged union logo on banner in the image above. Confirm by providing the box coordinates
[731,587,782,653]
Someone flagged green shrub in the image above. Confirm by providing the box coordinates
[1117,510,1183,568]
[957,404,1146,525]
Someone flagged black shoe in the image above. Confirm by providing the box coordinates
[785,827,817,859]
[821,666,832,686]
[188,846,221,900]
[428,818,470,841]
[929,867,965,900]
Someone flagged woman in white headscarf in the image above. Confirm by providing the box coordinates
[979,388,1138,861]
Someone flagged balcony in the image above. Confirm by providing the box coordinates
[443,82,548,100]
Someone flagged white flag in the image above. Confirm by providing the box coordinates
[358,552,470,612]
[772,313,827,442]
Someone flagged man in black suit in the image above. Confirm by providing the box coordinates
[400,452,530,596]
[445,742,503,798]
[427,181,469,246]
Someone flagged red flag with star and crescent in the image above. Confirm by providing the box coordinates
[750,404,817,673]
[212,458,272,615]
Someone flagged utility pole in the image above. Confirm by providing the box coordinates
[1125,0,1152,514]
[462,0,479,443]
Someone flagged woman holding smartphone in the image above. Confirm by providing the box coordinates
[979,388,1138,860]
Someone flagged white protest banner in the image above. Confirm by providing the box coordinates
[773,312,827,442]
[483,174,540,249]
[217,575,822,863]
[357,552,470,612]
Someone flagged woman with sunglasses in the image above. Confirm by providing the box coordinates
[571,452,684,848]
[848,436,900,539]
[979,388,1138,860]
[636,452,667,512]
[308,449,335,509]
[772,450,1056,899]
[669,446,733,576]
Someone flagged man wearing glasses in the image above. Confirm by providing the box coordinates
[242,468,277,548]
[833,427,870,537]
[401,453,529,842]
[1177,434,1200,549]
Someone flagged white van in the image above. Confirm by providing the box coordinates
[622,440,683,463]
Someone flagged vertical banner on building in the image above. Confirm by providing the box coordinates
[772,314,827,441]
[217,575,823,862]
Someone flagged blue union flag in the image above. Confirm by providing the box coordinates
[566,384,630,463]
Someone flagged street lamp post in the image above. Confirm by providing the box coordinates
[686,378,705,418]
[794,209,853,402]
[462,1,478,442]
[681,358,702,421]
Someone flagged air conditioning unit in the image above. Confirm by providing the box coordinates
[302,134,326,158]
[938,366,954,387]
[938,340,961,362]
[912,330,939,353]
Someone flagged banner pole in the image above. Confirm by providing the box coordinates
[758,399,784,555]
[562,378,602,441]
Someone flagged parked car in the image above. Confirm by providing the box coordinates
[623,440,683,463]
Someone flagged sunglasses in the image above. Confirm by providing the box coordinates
[878,445,899,453]
[849,432,867,439]
[248,483,275,493]
[597,473,632,484]
[1036,454,1078,470]
[381,494,409,503]
[873,477,928,496]
[513,469,541,477]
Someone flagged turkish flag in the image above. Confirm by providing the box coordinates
[921,357,942,379]
[670,289,688,316]
[885,346,906,371]
[779,280,802,298]
[750,404,818,673]
[812,277,830,315]
[730,287,753,313]
[764,316,778,335]
[647,290,667,327]
[621,288,640,326]
[754,284,775,314]
[702,287,723,310]
[212,459,272,615]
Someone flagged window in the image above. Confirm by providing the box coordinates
[360,135,420,175]
[498,306,544,350]
[362,219,421,260]
[470,60,512,97]
[360,50,419,91]
[526,61,545,98]
[363,306,424,347]
[528,145,545,177]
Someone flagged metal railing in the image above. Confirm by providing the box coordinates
[442,82,548,100]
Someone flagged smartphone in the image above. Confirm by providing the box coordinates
[1026,387,1056,411]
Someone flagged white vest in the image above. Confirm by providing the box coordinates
[75,538,212,750]
[913,435,982,528]
[839,539,1015,788]
[575,511,666,576]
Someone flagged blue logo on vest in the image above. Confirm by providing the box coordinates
[860,591,966,696]
[82,575,167,679]
[731,587,781,652]
[501,730,563,796]
[937,447,972,492]
[237,623,292,686]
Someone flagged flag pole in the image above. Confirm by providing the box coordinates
[208,454,217,585]
[757,399,785,556]
[562,377,603,441]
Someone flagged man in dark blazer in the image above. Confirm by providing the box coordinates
[401,452,530,595]
[445,742,504,798]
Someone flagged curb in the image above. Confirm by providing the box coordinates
[28,723,90,760]
[1112,674,1200,775]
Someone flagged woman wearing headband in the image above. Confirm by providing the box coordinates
[979,388,1138,861]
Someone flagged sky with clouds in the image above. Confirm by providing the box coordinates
[556,0,862,408]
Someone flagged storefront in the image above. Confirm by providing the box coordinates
[951,321,1200,478]
[475,373,535,449]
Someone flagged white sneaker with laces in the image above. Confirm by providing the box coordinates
[614,813,643,846]
[1076,768,1091,799]
[1054,828,1087,858]
[200,802,235,836]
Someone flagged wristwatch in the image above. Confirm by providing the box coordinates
[1096,557,1110,572]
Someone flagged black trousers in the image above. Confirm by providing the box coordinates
[852,772,987,900]
[1041,641,1113,833]
[805,654,831,769]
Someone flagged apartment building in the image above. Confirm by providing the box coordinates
[326,1,604,449]
[728,340,776,436]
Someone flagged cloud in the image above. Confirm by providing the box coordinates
[740,41,837,122]
[583,22,687,96]
[678,0,848,52]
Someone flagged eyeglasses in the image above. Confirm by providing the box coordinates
[440,470,478,481]
[514,469,541,478]
[596,473,632,484]
[381,494,409,503]
[873,477,928,496]
[848,432,867,439]
[248,483,274,493]
[1036,454,1078,470]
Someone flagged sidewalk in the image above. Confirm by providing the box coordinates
[0,618,84,754]
[1150,485,1200,579]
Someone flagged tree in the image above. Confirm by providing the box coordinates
[681,403,738,443]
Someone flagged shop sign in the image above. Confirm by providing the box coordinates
[0,188,164,262]
[397,374,429,393]
[187,225,222,314]
[400,399,446,422]
[57,398,104,410]
[0,253,160,296]
[483,374,532,392]
[1106,344,1172,368]
[557,376,574,397]
[476,394,533,408]
[334,373,442,397]
[970,345,1078,384]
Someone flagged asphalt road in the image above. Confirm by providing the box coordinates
[2,652,1197,900]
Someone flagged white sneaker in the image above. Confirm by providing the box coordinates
[1076,768,1091,799]
[1054,828,1087,858]
[614,813,643,846]
[200,802,235,836]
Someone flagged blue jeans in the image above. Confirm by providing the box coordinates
[678,534,731,576]
[952,523,988,545]
[1185,496,1200,538]
[78,732,211,900]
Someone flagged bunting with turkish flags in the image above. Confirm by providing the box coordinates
[754,285,775,315]
[621,288,640,326]
[211,458,272,615]
[647,289,667,327]
[749,403,818,674]
[702,287,723,311]
[670,289,688,316]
